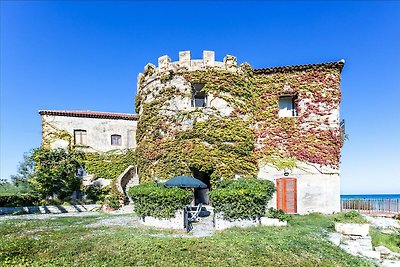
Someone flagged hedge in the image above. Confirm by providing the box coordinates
[209,179,275,220]
[128,184,192,218]
[0,194,40,207]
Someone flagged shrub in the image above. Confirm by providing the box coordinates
[103,194,121,210]
[334,211,368,224]
[129,184,192,218]
[0,194,40,207]
[209,179,275,220]
[82,185,110,203]
[29,148,83,199]
[266,207,291,222]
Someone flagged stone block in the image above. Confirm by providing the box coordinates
[260,217,287,226]
[158,55,171,72]
[327,232,341,246]
[179,51,191,67]
[382,260,400,267]
[335,222,370,236]
[223,55,237,70]
[203,50,215,67]
[375,246,392,255]
[359,250,381,260]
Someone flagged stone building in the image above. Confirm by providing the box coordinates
[39,110,137,152]
[135,51,344,214]
[40,51,345,214]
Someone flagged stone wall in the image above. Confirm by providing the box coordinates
[259,162,340,214]
[42,115,137,152]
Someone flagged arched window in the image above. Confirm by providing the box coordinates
[111,134,122,146]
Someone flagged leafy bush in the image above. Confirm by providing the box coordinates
[0,194,40,207]
[129,184,192,218]
[266,207,291,222]
[82,185,110,203]
[103,195,121,210]
[334,211,368,224]
[29,148,83,199]
[210,179,275,220]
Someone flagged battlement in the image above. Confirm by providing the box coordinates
[138,51,239,87]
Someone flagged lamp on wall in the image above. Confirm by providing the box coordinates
[284,172,289,177]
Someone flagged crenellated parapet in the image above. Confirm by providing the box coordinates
[137,51,239,90]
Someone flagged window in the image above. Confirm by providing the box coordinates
[111,134,122,146]
[74,130,87,145]
[191,83,207,108]
[278,95,297,117]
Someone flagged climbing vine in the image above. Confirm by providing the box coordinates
[136,63,343,184]
[83,149,135,180]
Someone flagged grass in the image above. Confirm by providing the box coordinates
[370,227,400,253]
[0,213,375,267]
[0,184,33,196]
[333,210,368,224]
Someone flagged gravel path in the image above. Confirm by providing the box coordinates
[0,211,102,221]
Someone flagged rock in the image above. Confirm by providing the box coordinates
[335,222,370,236]
[375,245,392,255]
[382,260,400,267]
[359,250,381,260]
[260,217,287,226]
[339,244,358,256]
[386,252,400,261]
[328,232,341,246]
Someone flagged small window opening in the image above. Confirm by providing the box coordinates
[191,83,207,108]
[74,130,87,145]
[111,134,122,146]
[279,95,297,117]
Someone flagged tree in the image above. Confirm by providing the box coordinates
[10,150,35,187]
[29,147,84,199]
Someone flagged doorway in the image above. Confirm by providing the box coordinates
[191,168,211,205]
[276,178,297,213]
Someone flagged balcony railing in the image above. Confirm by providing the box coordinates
[341,198,400,214]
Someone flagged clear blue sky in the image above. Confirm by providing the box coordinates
[1,1,399,194]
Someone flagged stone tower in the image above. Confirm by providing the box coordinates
[135,50,344,213]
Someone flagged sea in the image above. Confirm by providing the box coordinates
[341,194,400,200]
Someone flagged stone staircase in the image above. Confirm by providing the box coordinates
[125,176,139,192]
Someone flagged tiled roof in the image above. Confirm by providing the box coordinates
[254,60,345,74]
[39,110,138,120]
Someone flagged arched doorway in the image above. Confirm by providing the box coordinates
[191,168,211,205]
[276,178,297,213]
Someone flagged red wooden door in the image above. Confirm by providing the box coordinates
[276,178,297,213]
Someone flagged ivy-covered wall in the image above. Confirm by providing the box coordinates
[136,58,343,185]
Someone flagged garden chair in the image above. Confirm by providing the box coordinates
[187,203,202,222]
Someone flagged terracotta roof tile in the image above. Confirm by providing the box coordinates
[39,110,137,120]
[254,60,345,74]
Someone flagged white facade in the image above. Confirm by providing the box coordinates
[40,111,137,152]
[258,163,340,214]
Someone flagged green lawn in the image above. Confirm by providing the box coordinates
[0,213,374,267]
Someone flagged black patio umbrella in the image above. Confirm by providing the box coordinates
[163,175,207,189]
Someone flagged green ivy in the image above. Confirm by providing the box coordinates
[136,64,343,184]
[83,149,135,180]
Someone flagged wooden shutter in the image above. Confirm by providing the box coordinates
[276,178,297,213]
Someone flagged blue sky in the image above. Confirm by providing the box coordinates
[1,1,399,194]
